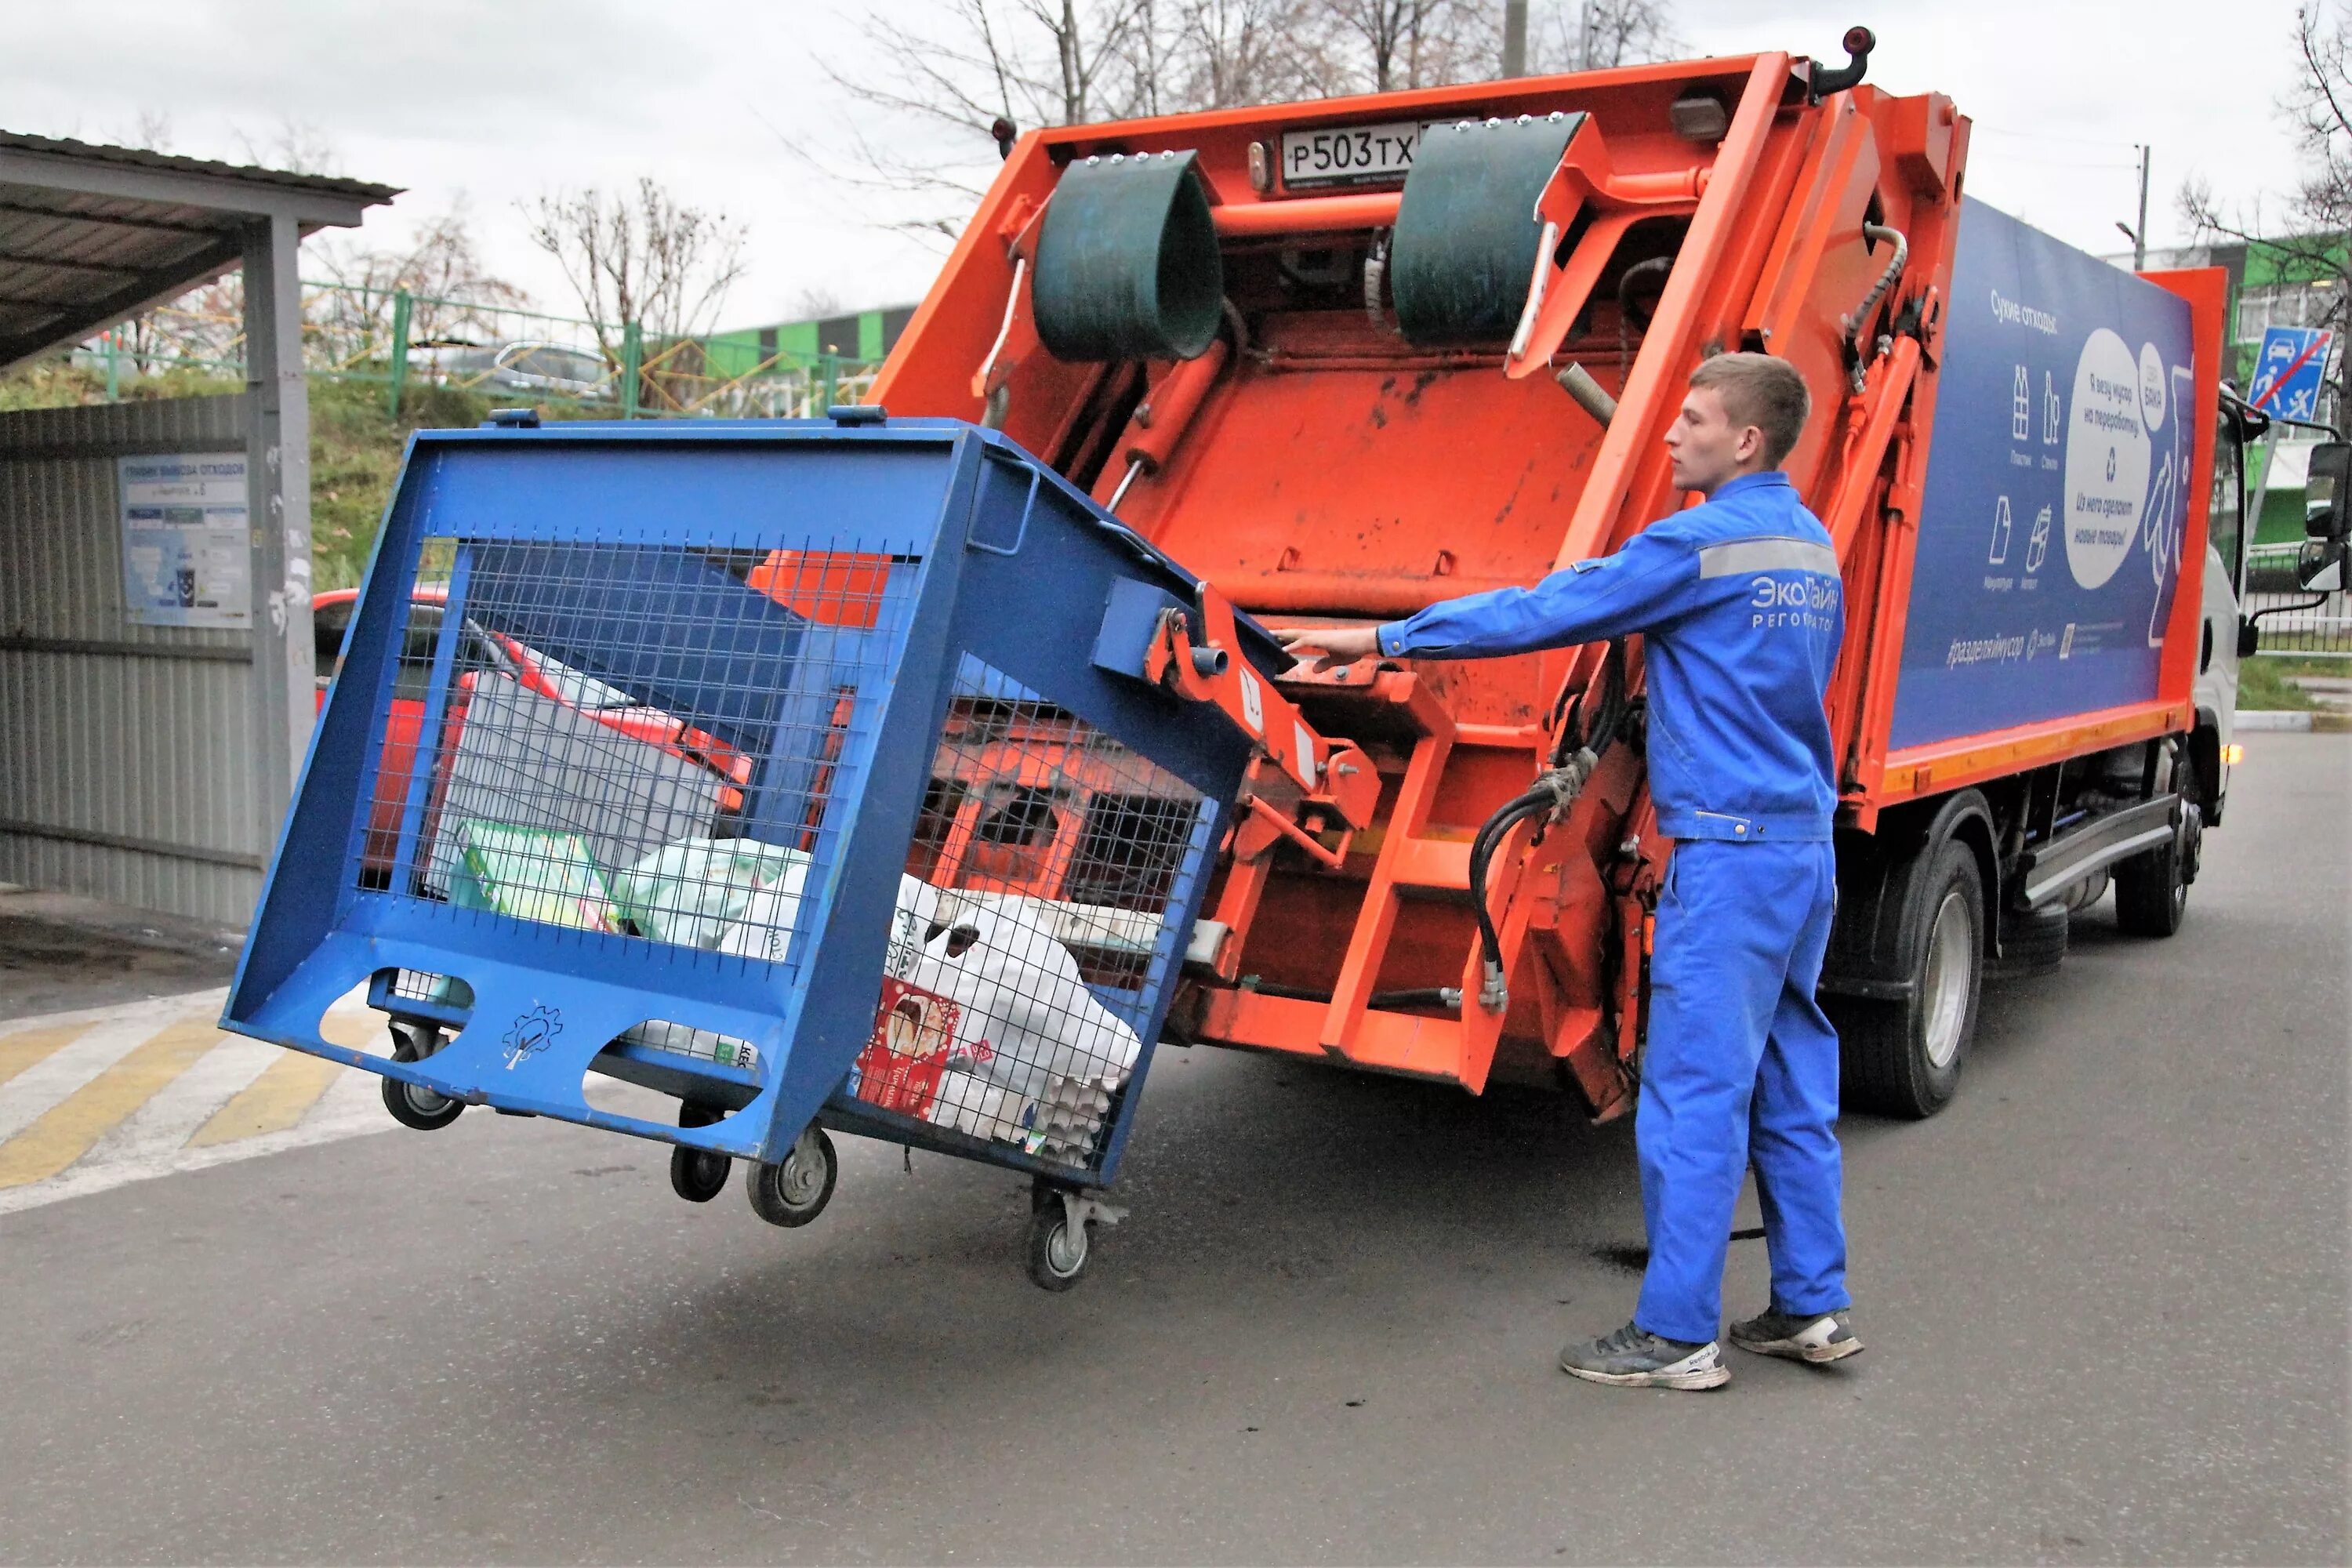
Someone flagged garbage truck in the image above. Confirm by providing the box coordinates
[226,28,2252,1287]
[866,28,2249,1113]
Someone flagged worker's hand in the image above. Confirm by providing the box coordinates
[1273,624,1381,673]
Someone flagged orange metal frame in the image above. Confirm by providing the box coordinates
[869,50,2228,1109]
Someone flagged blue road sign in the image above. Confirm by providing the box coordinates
[2249,325,2335,420]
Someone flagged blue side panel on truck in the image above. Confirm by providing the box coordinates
[1889,198,2198,750]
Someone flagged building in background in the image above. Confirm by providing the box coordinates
[701,303,920,383]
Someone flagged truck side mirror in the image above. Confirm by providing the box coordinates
[2238,616,2261,659]
[2307,441,2351,540]
[2297,538,2348,593]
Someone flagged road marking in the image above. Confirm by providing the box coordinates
[0,1014,226,1189]
[0,988,396,1214]
[187,1047,343,1147]
[107,1033,290,1160]
[0,1022,88,1091]
[0,997,193,1147]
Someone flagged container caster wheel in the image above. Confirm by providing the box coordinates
[383,1023,463,1132]
[671,1104,731,1203]
[1026,1203,1091,1291]
[670,1145,731,1203]
[747,1124,836,1228]
[1025,1189,1126,1292]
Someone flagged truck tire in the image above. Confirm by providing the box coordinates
[1835,840,1984,1120]
[2114,789,2198,939]
[1987,903,2067,981]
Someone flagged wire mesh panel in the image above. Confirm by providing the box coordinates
[354,535,919,1033]
[230,423,1259,1197]
[846,654,1210,1173]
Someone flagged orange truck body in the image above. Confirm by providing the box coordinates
[866,49,2231,1111]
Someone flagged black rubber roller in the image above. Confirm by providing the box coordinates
[1390,112,1588,348]
[1034,150,1224,361]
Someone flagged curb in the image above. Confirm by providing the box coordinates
[2236,710,2352,732]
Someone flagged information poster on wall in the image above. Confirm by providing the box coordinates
[118,452,251,628]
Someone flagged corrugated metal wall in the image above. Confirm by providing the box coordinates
[0,395,264,927]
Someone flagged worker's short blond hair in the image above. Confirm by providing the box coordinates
[1689,352,1811,466]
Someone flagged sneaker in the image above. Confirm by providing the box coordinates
[1728,1305,1864,1363]
[1559,1321,1730,1389]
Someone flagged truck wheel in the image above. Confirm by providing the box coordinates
[1987,904,2067,981]
[1836,840,1983,1120]
[2114,800,2198,938]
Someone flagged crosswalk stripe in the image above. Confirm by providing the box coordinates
[92,1032,285,1164]
[187,1048,346,1148]
[0,1000,188,1147]
[0,1015,228,1189]
[0,1023,88,1091]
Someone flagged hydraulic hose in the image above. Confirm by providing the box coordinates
[1615,256,1672,374]
[1469,642,1629,1011]
[1467,785,1572,1013]
[1846,223,1909,391]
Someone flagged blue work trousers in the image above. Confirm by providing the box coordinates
[1633,837,1849,1344]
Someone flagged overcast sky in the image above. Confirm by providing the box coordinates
[2,0,2319,329]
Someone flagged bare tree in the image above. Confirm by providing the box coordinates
[119,110,175,153]
[791,286,849,321]
[1528,0,1685,72]
[233,117,343,176]
[2183,3,2352,421]
[522,180,749,362]
[1319,1,1490,93]
[310,203,532,355]
[812,0,1681,245]
[1166,0,1333,108]
[814,1,1163,238]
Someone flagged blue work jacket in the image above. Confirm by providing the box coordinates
[1376,470,1845,841]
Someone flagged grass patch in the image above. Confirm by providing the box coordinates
[309,379,492,589]
[2238,656,2325,710]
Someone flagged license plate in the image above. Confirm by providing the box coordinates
[1279,119,1431,189]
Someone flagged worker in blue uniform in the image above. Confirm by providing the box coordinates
[1279,353,1861,1390]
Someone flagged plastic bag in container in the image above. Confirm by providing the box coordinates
[901,905,1143,1101]
[612,837,807,949]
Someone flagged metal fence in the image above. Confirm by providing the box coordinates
[65,280,884,420]
[2245,541,2352,656]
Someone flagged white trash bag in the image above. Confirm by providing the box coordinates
[717,867,942,970]
[901,903,1143,1102]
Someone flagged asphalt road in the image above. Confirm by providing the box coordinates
[2,735,2344,1566]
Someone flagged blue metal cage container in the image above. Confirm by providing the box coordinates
[223,413,1269,1283]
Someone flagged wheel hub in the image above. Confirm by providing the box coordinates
[779,1149,824,1207]
[1045,1218,1087,1275]
[1922,888,1975,1070]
